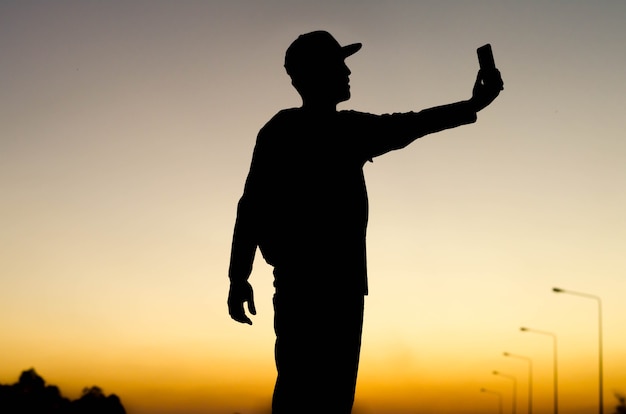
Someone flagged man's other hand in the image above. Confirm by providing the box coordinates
[470,69,504,112]
[228,280,257,325]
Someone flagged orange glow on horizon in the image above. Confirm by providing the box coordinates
[2,2,626,414]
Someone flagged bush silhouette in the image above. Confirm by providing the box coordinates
[0,368,125,414]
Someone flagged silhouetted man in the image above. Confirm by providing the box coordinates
[228,31,503,414]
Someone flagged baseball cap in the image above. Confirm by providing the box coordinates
[284,31,362,77]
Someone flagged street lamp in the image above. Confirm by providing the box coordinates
[504,352,533,414]
[520,327,558,414]
[493,371,517,414]
[553,287,604,414]
[482,388,504,414]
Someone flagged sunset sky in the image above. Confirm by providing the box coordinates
[2,2,626,414]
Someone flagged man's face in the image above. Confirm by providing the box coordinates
[296,57,352,105]
[326,59,352,103]
[317,58,352,104]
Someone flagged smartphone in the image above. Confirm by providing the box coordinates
[477,44,496,70]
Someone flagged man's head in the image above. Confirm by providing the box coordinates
[284,31,362,105]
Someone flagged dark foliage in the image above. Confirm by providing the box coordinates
[0,368,125,414]
[616,392,626,414]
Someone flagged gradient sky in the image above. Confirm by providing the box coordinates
[2,2,626,414]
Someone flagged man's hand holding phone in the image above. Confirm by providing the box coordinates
[471,44,504,112]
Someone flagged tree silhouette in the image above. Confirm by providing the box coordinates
[0,368,125,414]
[615,392,626,414]
[72,385,125,414]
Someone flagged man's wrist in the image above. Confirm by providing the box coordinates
[467,97,484,114]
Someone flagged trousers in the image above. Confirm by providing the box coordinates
[271,286,364,414]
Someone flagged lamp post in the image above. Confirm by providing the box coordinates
[520,327,558,414]
[482,388,504,414]
[504,352,533,414]
[553,287,604,414]
[493,371,517,414]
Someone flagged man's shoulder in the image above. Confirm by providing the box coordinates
[258,108,300,133]
[339,109,411,119]
[337,109,396,131]
[338,109,377,120]
[267,107,301,124]
[254,108,302,146]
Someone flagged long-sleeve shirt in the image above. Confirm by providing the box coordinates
[229,101,477,295]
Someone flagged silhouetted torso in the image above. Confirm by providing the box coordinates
[235,104,477,295]
[251,108,370,294]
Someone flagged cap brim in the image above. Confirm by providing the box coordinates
[342,43,362,58]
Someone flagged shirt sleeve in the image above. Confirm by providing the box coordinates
[228,130,268,283]
[353,100,477,161]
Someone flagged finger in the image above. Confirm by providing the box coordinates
[230,309,252,325]
[229,302,252,325]
[233,314,253,325]
[247,301,257,316]
[475,70,483,86]
[239,314,253,325]
[491,69,504,90]
[247,293,257,315]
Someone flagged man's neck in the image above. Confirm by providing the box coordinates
[301,99,338,114]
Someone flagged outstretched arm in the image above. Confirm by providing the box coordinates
[363,68,504,160]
